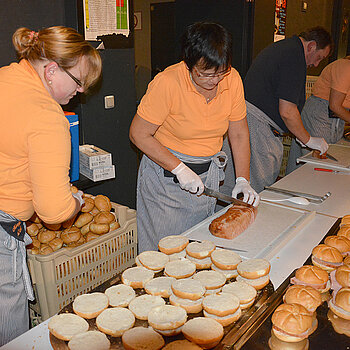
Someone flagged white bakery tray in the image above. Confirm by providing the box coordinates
[181,201,315,260]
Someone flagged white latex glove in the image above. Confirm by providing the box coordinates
[72,190,85,207]
[297,136,329,155]
[231,177,260,207]
[171,162,204,195]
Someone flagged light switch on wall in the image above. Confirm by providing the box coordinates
[104,95,115,109]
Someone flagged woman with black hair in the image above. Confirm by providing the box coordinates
[130,22,259,253]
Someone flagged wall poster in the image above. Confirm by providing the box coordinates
[83,0,130,41]
[274,0,287,42]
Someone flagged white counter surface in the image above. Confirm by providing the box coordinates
[1,160,348,350]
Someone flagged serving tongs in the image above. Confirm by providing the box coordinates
[264,186,331,204]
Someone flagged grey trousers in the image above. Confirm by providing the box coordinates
[286,96,345,174]
[136,151,226,253]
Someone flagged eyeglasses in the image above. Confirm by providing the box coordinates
[61,67,83,87]
[193,66,231,79]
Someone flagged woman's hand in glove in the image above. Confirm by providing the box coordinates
[171,162,204,195]
[231,177,260,207]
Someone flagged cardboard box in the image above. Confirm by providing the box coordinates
[80,164,115,181]
[79,145,112,169]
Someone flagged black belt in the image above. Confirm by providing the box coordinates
[164,161,211,183]
[0,220,26,241]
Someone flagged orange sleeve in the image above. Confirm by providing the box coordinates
[28,107,76,224]
[229,70,247,121]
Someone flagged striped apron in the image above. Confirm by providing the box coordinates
[0,211,34,346]
[286,95,345,174]
[136,149,227,253]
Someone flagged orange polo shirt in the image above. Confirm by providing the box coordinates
[137,61,246,156]
[0,59,76,223]
[313,58,350,109]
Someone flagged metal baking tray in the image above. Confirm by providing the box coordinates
[238,218,350,350]
[49,267,274,349]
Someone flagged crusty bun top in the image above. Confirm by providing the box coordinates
[335,265,350,288]
[312,244,343,263]
[137,251,169,271]
[271,303,313,335]
[294,265,329,285]
[324,235,350,255]
[94,195,112,212]
[283,285,322,313]
[237,258,271,279]
[344,256,350,266]
[334,287,350,313]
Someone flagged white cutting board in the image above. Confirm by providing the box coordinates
[182,201,315,260]
[297,144,350,170]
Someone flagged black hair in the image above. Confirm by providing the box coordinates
[181,22,232,72]
[299,26,333,51]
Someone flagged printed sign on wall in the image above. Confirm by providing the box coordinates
[274,0,287,42]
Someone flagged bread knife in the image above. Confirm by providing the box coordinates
[325,152,338,162]
[203,186,254,208]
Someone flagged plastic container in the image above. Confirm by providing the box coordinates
[64,112,80,182]
[27,202,137,321]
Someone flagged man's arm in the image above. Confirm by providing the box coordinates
[279,99,310,144]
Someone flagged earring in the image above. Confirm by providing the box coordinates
[48,80,52,85]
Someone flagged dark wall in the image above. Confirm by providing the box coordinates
[175,0,253,77]
[0,0,138,209]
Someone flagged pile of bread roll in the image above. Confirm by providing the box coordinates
[26,188,120,255]
[48,235,272,349]
[269,214,350,349]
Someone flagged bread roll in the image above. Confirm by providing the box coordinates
[85,232,99,242]
[128,294,165,320]
[61,227,81,244]
[80,222,91,235]
[169,294,203,314]
[121,266,154,289]
[144,276,176,298]
[68,331,110,350]
[236,274,270,290]
[73,292,109,319]
[48,237,63,252]
[137,251,169,271]
[104,284,136,307]
[31,237,40,249]
[222,281,257,308]
[202,292,241,317]
[312,150,327,159]
[210,249,242,270]
[121,327,165,350]
[203,308,242,326]
[29,212,41,224]
[94,195,112,212]
[96,307,135,337]
[37,230,56,244]
[158,235,189,254]
[90,207,100,215]
[211,263,238,280]
[109,221,120,231]
[164,259,196,279]
[81,197,95,212]
[74,212,93,228]
[193,270,226,290]
[162,340,203,350]
[26,222,39,236]
[186,241,216,259]
[182,317,224,349]
[186,255,212,269]
[48,313,89,341]
[90,223,110,235]
[171,278,205,301]
[237,258,271,279]
[39,244,54,255]
[148,305,187,331]
[94,211,115,224]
